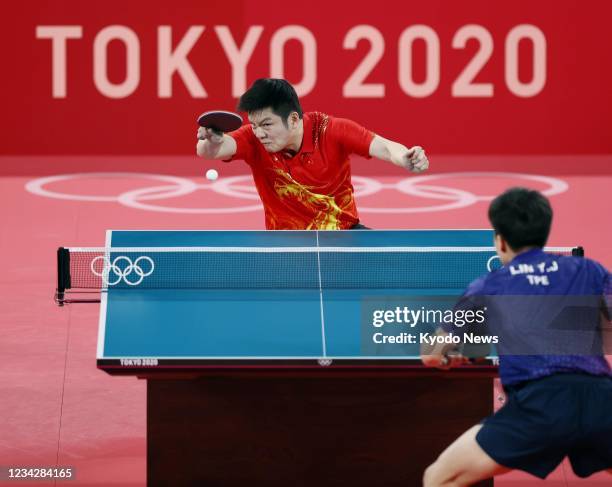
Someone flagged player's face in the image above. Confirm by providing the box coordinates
[248,109,298,152]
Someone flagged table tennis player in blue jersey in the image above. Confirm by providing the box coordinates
[421,187,612,487]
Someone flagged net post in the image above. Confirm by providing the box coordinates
[571,246,585,257]
[56,247,71,306]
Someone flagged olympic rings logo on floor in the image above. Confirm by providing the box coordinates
[91,255,155,286]
[25,172,569,214]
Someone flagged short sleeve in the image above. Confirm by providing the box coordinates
[226,124,257,163]
[328,117,375,158]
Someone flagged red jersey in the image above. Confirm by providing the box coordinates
[228,112,374,230]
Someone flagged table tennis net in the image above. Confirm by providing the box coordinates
[57,246,582,297]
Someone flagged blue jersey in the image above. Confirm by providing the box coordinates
[444,248,611,386]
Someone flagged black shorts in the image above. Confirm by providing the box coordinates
[476,373,612,479]
[350,222,371,230]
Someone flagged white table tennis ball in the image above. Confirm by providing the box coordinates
[206,169,218,181]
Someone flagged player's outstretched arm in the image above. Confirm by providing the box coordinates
[369,135,429,173]
[196,127,238,160]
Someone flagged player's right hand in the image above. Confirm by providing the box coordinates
[421,350,468,370]
[197,126,224,145]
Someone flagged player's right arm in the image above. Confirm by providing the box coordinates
[421,329,466,369]
[196,127,237,160]
[421,276,489,369]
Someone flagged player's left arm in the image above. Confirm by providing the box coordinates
[369,135,429,173]
[329,117,429,173]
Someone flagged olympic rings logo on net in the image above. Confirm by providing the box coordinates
[91,255,155,286]
[24,172,569,214]
[486,255,501,272]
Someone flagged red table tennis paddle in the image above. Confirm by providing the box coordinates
[197,110,243,133]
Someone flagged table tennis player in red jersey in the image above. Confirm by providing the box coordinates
[196,78,429,230]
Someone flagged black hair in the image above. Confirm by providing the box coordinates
[237,78,303,124]
[488,187,553,250]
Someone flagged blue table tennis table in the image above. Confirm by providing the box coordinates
[61,229,511,487]
[95,229,500,372]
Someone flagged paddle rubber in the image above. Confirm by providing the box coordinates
[197,110,243,132]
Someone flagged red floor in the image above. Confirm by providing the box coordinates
[1,162,611,486]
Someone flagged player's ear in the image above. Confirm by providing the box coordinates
[494,232,506,253]
[288,112,299,129]
[499,235,508,253]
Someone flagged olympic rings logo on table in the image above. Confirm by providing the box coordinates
[25,172,569,214]
[91,255,155,286]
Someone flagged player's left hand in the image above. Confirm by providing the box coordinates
[405,146,429,173]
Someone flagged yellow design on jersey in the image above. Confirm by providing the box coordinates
[273,168,348,230]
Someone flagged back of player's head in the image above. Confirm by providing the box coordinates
[237,78,303,123]
[488,187,553,250]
